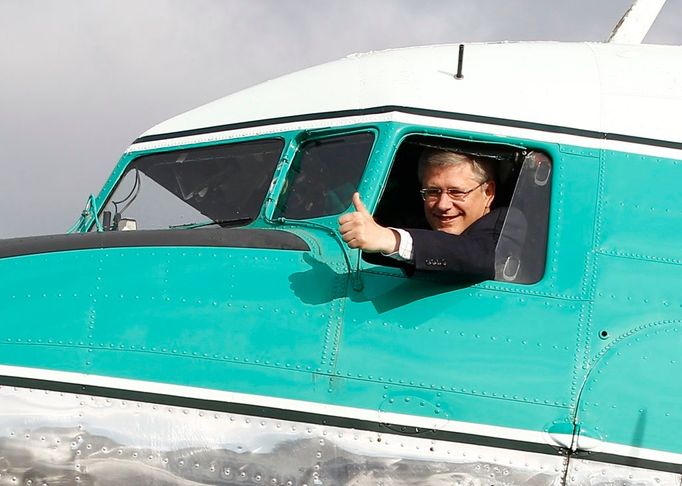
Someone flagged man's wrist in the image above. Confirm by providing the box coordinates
[383,228,414,261]
[386,228,400,253]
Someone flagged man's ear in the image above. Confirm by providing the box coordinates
[485,180,496,206]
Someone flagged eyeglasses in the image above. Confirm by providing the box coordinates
[419,182,486,202]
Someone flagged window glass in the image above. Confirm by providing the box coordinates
[100,139,283,230]
[494,151,552,284]
[278,132,374,220]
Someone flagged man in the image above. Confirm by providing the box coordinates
[338,149,506,280]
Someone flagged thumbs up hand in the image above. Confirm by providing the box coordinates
[350,191,371,216]
[338,193,399,254]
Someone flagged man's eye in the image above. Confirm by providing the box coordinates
[446,189,466,196]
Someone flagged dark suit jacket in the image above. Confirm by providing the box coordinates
[363,207,507,281]
[406,207,507,280]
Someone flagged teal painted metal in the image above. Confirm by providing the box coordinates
[1,120,681,465]
[575,148,682,457]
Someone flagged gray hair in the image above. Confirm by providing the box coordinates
[418,149,495,184]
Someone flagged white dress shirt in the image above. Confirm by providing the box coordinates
[383,228,414,262]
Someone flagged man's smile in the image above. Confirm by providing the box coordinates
[433,213,462,223]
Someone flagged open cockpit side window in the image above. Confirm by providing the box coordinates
[495,151,551,283]
[98,139,284,231]
[371,135,551,284]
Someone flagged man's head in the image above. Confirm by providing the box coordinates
[418,149,496,235]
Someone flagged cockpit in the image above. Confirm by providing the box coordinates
[98,129,551,285]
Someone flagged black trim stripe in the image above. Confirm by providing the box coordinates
[573,450,682,475]
[0,228,309,259]
[132,105,682,151]
[0,374,558,457]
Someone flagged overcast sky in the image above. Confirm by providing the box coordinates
[1,0,680,238]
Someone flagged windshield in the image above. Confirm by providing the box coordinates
[100,139,283,230]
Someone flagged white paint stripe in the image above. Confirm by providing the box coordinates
[126,111,682,160]
[1,364,680,466]
[577,435,682,467]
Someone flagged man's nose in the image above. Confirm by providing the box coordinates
[435,192,452,210]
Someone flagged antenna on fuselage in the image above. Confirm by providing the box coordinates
[607,0,667,44]
[455,44,465,79]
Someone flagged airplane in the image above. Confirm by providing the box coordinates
[0,0,680,484]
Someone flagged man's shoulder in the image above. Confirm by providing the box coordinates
[465,206,508,233]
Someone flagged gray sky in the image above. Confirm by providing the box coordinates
[1,0,680,238]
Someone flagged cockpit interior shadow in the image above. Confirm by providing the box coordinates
[372,142,429,230]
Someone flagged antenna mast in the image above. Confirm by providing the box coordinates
[607,0,667,44]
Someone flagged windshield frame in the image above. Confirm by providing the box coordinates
[274,128,378,222]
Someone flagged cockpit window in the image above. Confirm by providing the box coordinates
[100,139,283,230]
[277,132,374,220]
[372,135,551,285]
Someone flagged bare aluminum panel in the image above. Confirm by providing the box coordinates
[0,385,568,485]
[565,458,680,486]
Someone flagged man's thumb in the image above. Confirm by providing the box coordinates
[352,192,370,215]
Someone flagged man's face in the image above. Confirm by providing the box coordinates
[421,162,495,235]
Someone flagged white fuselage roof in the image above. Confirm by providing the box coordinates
[141,42,682,145]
